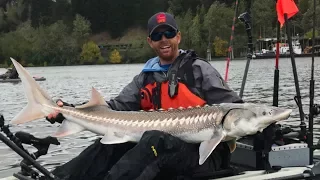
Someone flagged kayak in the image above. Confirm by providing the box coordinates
[0,77,46,83]
[1,143,319,180]
[215,166,317,180]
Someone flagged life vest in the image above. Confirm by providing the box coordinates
[140,50,207,110]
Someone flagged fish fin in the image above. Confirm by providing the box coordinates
[100,129,130,144]
[199,131,225,165]
[227,139,237,153]
[10,58,56,125]
[75,87,108,109]
[53,121,85,137]
[11,104,45,124]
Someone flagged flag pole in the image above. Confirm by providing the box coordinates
[273,0,280,107]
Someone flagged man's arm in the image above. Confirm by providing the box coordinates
[193,60,244,104]
[107,73,145,111]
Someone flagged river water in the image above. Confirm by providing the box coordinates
[0,57,320,177]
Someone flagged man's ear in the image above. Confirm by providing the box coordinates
[147,37,153,48]
[176,31,181,44]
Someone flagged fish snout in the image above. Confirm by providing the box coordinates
[274,109,292,121]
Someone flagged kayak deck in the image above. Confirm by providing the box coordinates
[1,150,319,180]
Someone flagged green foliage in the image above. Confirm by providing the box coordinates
[117,28,154,63]
[80,41,104,65]
[126,41,154,63]
[178,8,193,49]
[0,20,79,66]
[32,20,78,65]
[205,2,233,40]
[0,0,319,66]
[0,61,8,68]
[304,30,319,39]
[252,0,276,38]
[0,8,7,31]
[0,22,33,62]
[213,36,228,57]
[72,14,91,42]
[109,49,122,64]
[190,14,206,55]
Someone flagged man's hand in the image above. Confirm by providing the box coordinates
[46,99,66,124]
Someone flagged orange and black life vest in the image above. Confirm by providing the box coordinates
[140,50,207,111]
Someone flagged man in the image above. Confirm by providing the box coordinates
[47,12,243,180]
[0,66,19,79]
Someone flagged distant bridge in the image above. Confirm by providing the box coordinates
[98,43,144,51]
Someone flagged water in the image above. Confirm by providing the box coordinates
[0,57,320,177]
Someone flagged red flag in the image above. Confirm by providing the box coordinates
[276,0,299,27]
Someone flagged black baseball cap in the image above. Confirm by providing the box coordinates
[147,12,178,35]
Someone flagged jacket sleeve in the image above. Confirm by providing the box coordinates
[193,60,244,104]
[107,72,145,111]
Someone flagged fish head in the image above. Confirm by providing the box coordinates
[220,103,292,138]
[244,103,292,125]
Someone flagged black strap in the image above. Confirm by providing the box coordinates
[167,50,200,98]
[152,82,162,109]
[177,54,196,87]
[167,52,188,98]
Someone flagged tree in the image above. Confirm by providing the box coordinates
[80,40,104,65]
[31,20,78,65]
[252,0,276,39]
[204,2,233,53]
[175,8,193,49]
[72,13,91,44]
[213,36,228,56]
[109,49,122,64]
[190,13,204,55]
[0,0,27,32]
[0,7,7,31]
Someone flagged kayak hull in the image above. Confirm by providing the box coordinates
[0,77,46,83]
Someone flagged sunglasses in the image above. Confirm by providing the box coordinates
[150,29,178,41]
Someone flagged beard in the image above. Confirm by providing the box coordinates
[154,43,178,63]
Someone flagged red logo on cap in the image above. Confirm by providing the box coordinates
[156,13,166,24]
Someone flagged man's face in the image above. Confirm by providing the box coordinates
[147,26,181,63]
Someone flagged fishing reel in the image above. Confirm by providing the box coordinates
[304,104,320,120]
[238,11,253,59]
[238,12,251,24]
[312,104,320,117]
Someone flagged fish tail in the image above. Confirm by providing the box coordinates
[10,57,56,125]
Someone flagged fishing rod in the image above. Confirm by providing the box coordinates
[283,13,307,142]
[307,0,320,165]
[0,114,59,180]
[238,0,253,98]
[224,0,240,82]
[236,2,275,171]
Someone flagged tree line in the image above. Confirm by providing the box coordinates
[0,0,318,66]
